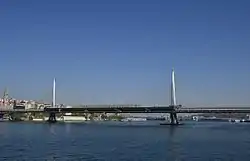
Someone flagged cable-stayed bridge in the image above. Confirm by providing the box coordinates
[2,106,250,114]
[43,106,250,113]
[1,69,249,124]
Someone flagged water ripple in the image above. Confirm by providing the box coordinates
[0,122,250,160]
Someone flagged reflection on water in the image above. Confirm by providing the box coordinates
[65,123,71,134]
[169,125,176,137]
[48,123,56,135]
[168,126,180,161]
[0,121,250,160]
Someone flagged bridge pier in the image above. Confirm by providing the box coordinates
[8,112,23,121]
[48,112,57,123]
[170,112,179,125]
[0,113,4,119]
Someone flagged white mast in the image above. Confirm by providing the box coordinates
[52,78,56,107]
[171,69,176,106]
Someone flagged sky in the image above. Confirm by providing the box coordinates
[0,0,250,106]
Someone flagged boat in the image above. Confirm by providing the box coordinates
[60,115,87,122]
[121,117,147,122]
[0,116,9,122]
[58,105,87,122]
[32,118,44,122]
[229,118,250,123]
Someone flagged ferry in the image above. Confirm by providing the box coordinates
[229,119,250,123]
[32,118,44,122]
[121,117,147,122]
[59,115,87,122]
[58,106,88,122]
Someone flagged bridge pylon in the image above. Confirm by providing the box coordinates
[52,78,56,108]
[47,78,57,123]
[169,69,180,125]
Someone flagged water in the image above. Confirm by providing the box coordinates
[0,121,250,160]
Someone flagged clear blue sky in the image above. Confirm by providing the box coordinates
[0,0,249,106]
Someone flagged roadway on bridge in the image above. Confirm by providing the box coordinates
[44,106,250,113]
[1,106,250,113]
[177,107,250,113]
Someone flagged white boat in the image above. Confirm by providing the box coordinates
[121,117,147,122]
[60,116,87,122]
[32,118,44,122]
[58,105,87,122]
[235,119,240,123]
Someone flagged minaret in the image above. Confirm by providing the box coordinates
[3,88,9,105]
[171,69,176,106]
[52,78,56,107]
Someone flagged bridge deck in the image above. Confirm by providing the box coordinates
[44,107,250,113]
[1,107,250,113]
[177,108,250,113]
[44,107,174,113]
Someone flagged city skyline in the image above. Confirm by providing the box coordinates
[0,0,250,106]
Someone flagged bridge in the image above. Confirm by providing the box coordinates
[2,106,250,114]
[2,106,250,124]
[42,106,250,113]
[1,69,250,125]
